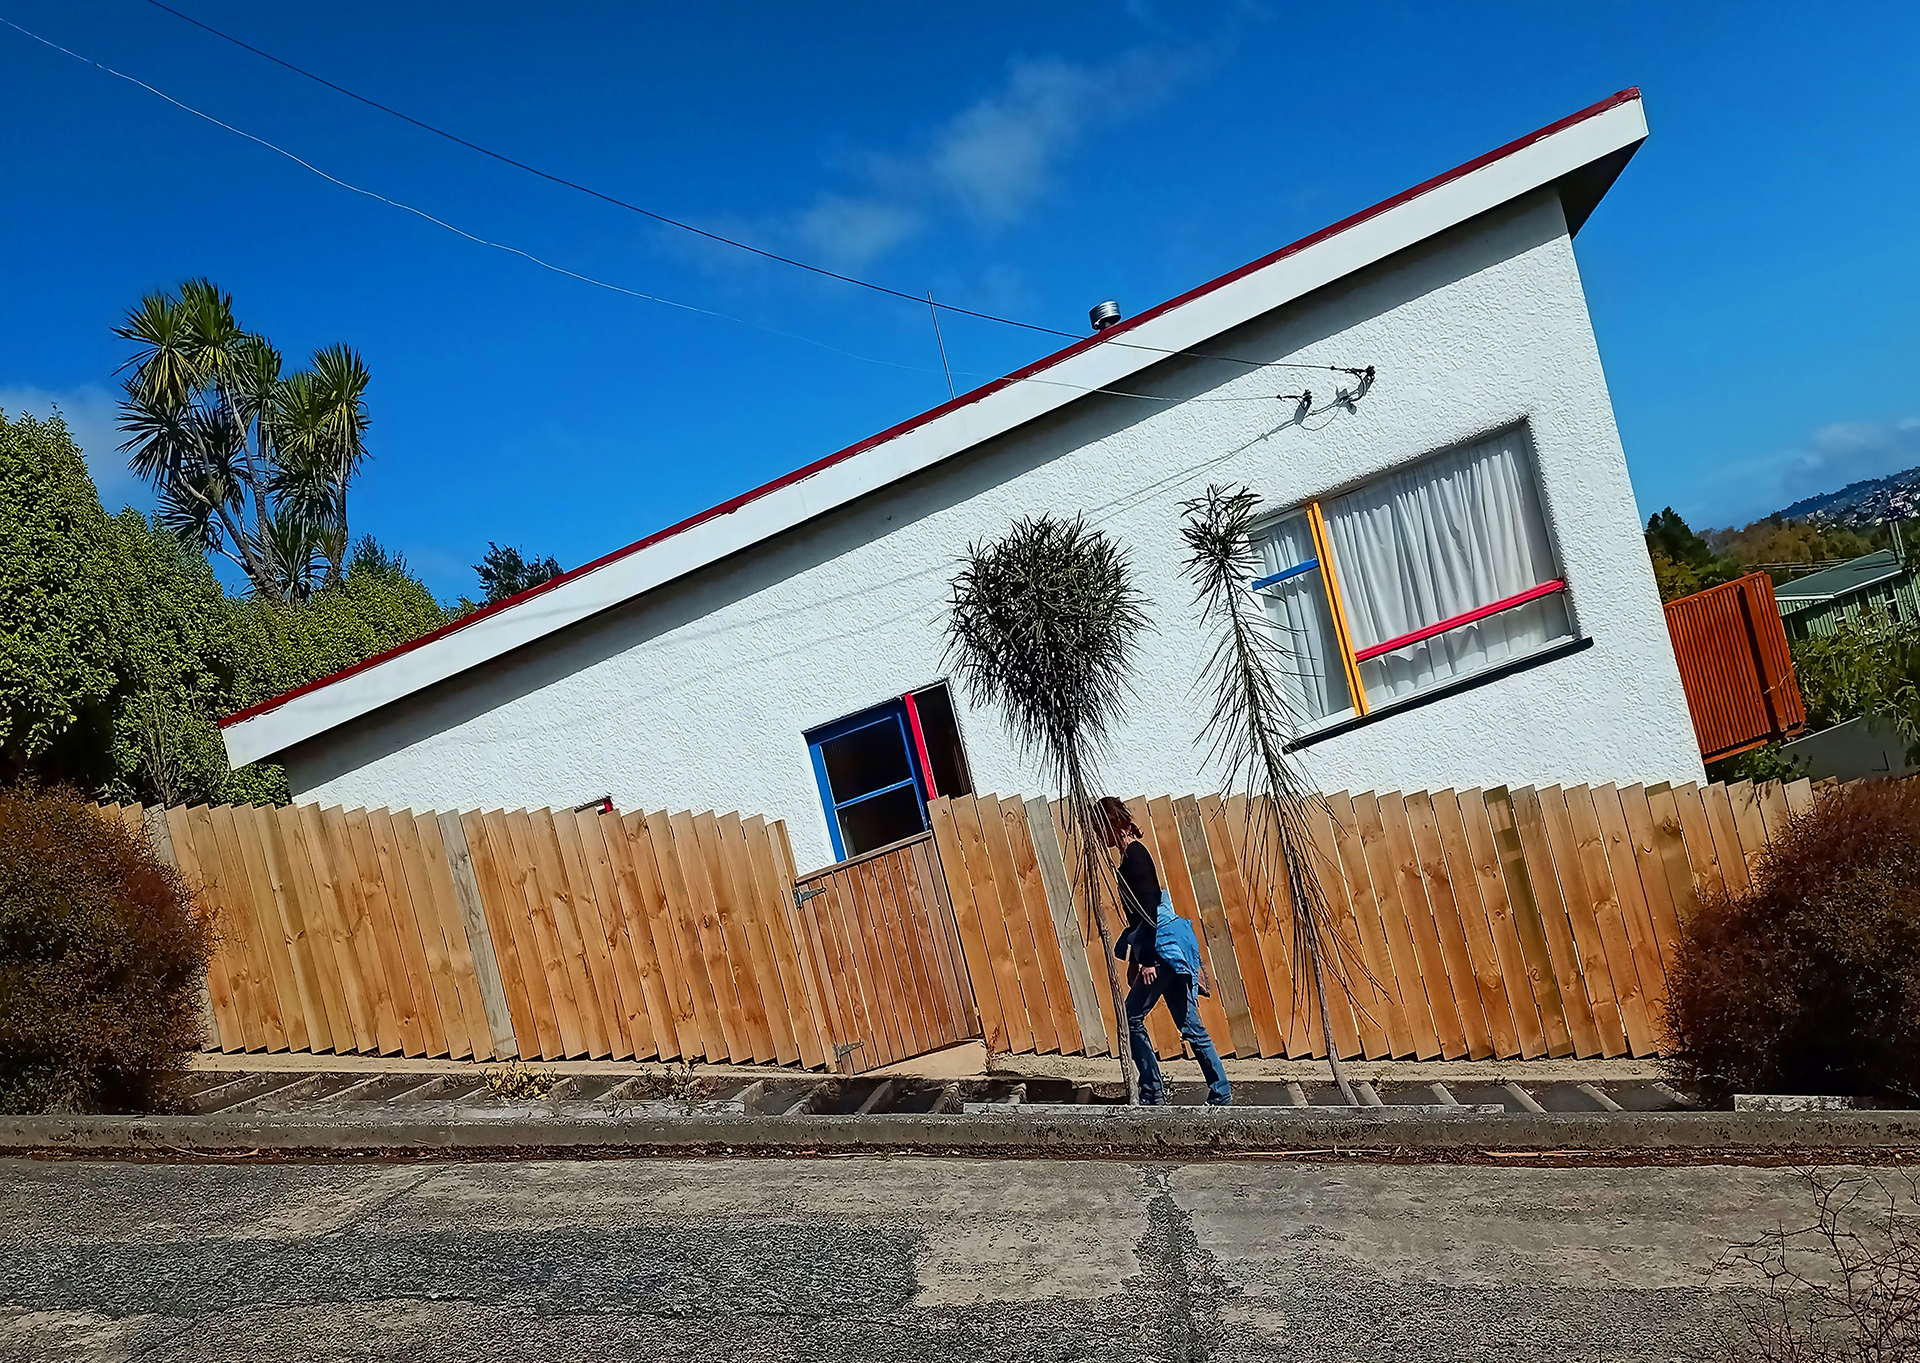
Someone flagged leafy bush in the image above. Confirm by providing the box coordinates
[1792,613,1920,755]
[1705,742,1806,786]
[0,788,212,1113]
[1664,779,1920,1103]
[0,411,118,781]
[3,409,451,805]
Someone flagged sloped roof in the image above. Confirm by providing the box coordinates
[222,88,1650,767]
[1774,548,1912,606]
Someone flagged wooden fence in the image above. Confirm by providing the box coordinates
[104,774,1825,1069]
[929,777,1823,1063]
[99,800,834,1068]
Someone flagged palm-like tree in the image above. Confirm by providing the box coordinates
[117,279,369,601]
[947,514,1151,1103]
[1181,484,1360,1105]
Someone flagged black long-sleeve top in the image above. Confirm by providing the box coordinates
[1114,841,1163,968]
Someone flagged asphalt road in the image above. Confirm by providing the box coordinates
[0,1154,1800,1361]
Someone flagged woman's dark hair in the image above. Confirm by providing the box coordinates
[1098,796,1140,840]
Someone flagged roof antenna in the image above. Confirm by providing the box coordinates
[927,292,956,399]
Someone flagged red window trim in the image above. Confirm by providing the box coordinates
[901,689,939,800]
[1351,579,1568,664]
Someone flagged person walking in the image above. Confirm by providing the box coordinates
[1099,797,1231,1107]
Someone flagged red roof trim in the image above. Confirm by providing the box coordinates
[220,87,1642,732]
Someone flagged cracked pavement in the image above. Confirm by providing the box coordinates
[0,1155,1806,1360]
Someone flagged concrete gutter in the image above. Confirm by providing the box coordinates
[9,1107,1920,1161]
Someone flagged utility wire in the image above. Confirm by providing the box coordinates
[137,0,1368,380]
[0,15,965,376]
[4,13,1374,412]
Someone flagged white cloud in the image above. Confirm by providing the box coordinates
[792,195,924,272]
[689,45,1211,276]
[0,383,151,514]
[1783,417,1920,493]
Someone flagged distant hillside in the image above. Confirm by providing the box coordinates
[1777,464,1920,527]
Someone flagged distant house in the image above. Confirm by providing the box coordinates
[1773,545,1918,639]
[220,90,1703,871]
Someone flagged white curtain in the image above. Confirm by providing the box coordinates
[1254,514,1352,722]
[1321,425,1571,705]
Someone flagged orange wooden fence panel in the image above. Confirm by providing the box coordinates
[103,774,1825,1068]
[923,777,1825,1064]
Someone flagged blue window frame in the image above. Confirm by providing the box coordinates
[805,699,931,862]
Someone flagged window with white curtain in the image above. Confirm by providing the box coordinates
[1252,424,1572,724]
[1251,514,1352,723]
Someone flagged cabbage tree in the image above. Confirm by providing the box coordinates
[947,514,1150,1103]
[1181,484,1360,1104]
[116,279,369,602]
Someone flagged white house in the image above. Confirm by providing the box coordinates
[222,89,1703,871]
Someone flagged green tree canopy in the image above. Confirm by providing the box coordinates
[227,556,448,711]
[1645,507,1716,568]
[0,411,118,782]
[471,542,563,607]
[2,409,449,805]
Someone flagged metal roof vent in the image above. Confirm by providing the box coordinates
[1089,300,1123,332]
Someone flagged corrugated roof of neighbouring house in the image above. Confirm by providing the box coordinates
[1773,549,1911,606]
[219,88,1651,768]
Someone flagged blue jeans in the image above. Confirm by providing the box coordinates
[1127,974,1231,1106]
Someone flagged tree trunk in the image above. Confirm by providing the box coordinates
[1088,871,1139,1106]
[1310,946,1356,1106]
[1067,784,1139,1106]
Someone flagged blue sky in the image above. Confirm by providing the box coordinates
[4,2,1917,601]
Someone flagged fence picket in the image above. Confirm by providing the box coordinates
[593,811,671,1060]
[1377,793,1466,1061]
[438,812,517,1060]
[1536,786,1627,1059]
[479,809,561,1059]
[1588,785,1672,1053]
[551,809,633,1061]
[928,796,1008,1053]
[643,811,724,1060]
[391,810,467,1060]
[673,810,747,1062]
[258,805,337,1054]
[1314,795,1395,1059]
[1186,796,1282,1058]
[1454,790,1542,1059]
[720,813,793,1064]
[211,804,285,1051]
[172,806,240,1051]
[1403,792,1493,1060]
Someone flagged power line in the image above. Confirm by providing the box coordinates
[137,0,1368,380]
[0,15,964,376]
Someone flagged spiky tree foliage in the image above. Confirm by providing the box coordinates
[946,514,1150,1102]
[116,280,369,602]
[1181,484,1360,1104]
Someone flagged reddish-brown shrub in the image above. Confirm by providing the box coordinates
[0,788,212,1113]
[1665,779,1920,1103]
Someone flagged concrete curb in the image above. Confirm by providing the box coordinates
[9,1108,1920,1159]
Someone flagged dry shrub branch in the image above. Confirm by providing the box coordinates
[1716,1168,1920,1362]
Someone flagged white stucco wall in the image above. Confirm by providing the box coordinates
[285,189,1702,871]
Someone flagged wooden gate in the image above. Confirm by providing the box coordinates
[791,832,982,1073]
